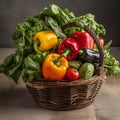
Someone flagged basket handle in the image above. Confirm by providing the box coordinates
[62,22,104,66]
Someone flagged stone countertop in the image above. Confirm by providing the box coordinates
[0,48,120,120]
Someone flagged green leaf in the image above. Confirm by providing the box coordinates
[51,4,71,26]
[45,17,66,38]
[22,68,40,82]
[24,56,40,71]
[70,13,106,36]
[64,27,83,37]
[103,49,120,76]
[22,54,41,82]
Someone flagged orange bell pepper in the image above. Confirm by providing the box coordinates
[42,53,68,80]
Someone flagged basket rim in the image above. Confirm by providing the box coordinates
[26,66,107,89]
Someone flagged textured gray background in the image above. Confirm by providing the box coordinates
[0,0,119,47]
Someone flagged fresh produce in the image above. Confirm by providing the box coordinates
[98,37,104,46]
[68,60,82,69]
[0,4,120,83]
[93,37,104,50]
[66,68,80,80]
[69,13,106,37]
[32,51,50,65]
[22,51,50,82]
[57,38,79,60]
[103,40,120,76]
[79,63,95,79]
[72,32,94,50]
[12,17,44,53]
[33,31,58,51]
[42,53,68,80]
[22,54,41,82]
[45,17,66,38]
[79,48,100,63]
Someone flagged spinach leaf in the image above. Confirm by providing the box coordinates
[0,53,23,83]
[40,4,74,26]
[103,41,120,76]
[51,4,70,26]
[104,49,120,76]
[22,54,41,82]
[70,13,106,36]
[45,16,66,38]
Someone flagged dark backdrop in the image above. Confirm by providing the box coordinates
[0,0,120,47]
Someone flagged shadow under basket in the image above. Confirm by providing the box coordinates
[26,67,106,111]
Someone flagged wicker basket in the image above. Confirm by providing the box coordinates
[26,25,107,110]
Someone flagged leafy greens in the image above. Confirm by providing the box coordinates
[0,4,119,83]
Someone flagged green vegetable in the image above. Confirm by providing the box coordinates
[51,4,74,26]
[22,54,41,82]
[68,60,82,69]
[70,13,106,36]
[79,62,94,79]
[40,4,75,26]
[93,40,120,76]
[103,49,120,76]
[33,52,50,65]
[22,50,49,82]
[0,53,23,83]
[103,40,112,50]
[98,40,120,76]
[64,27,83,37]
[45,16,66,38]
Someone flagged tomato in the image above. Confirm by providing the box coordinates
[98,37,104,46]
[66,68,80,81]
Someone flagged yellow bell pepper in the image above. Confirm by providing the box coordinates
[33,31,58,51]
[42,53,68,80]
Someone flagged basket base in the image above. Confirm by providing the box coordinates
[26,85,98,111]
[34,98,95,111]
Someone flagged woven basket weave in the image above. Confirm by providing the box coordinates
[26,25,107,110]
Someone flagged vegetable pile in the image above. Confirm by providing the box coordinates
[0,4,120,83]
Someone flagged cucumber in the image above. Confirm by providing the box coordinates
[79,62,94,79]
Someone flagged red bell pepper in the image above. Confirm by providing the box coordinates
[57,38,79,60]
[72,32,94,50]
[98,37,104,46]
[93,37,104,50]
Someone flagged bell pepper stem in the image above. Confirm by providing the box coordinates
[53,49,70,67]
[58,49,70,60]
[79,49,84,55]
[34,39,41,54]
[53,59,61,66]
